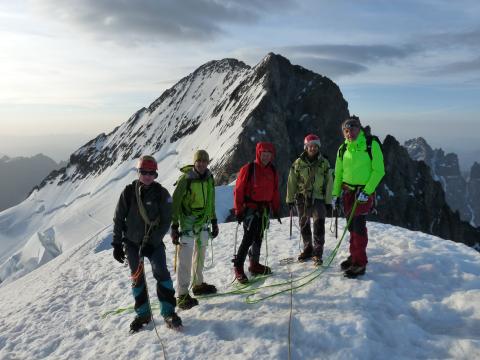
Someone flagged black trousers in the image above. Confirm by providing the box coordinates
[234,208,268,266]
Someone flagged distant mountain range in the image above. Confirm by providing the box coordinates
[405,138,480,228]
[0,154,65,212]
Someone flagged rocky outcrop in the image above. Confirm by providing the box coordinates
[405,137,479,227]
[374,136,479,247]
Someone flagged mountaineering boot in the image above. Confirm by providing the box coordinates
[164,312,183,329]
[344,264,366,278]
[234,266,249,284]
[129,314,151,333]
[177,293,199,310]
[340,256,352,271]
[192,282,217,296]
[297,247,313,262]
[248,259,272,275]
[312,255,323,267]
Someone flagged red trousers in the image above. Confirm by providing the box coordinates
[342,189,373,267]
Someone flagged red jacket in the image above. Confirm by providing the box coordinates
[234,142,280,215]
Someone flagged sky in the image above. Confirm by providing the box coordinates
[1,0,479,166]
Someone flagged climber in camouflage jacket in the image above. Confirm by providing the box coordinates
[286,134,333,264]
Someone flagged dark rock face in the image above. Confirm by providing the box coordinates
[468,162,480,228]
[374,136,480,247]
[211,53,348,200]
[405,137,479,227]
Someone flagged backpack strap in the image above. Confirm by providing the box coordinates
[135,181,162,246]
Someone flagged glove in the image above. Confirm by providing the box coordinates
[171,224,180,245]
[332,197,339,211]
[139,243,154,258]
[273,211,282,224]
[287,203,294,211]
[112,243,125,264]
[236,212,245,224]
[211,219,219,238]
[357,191,369,203]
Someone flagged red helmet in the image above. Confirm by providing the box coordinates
[137,155,158,171]
[304,134,321,149]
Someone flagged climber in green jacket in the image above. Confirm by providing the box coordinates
[332,116,385,278]
[171,150,219,309]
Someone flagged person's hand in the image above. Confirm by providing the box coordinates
[236,212,245,224]
[113,243,125,263]
[171,224,180,245]
[357,191,369,203]
[287,203,294,211]
[139,243,154,258]
[332,197,339,211]
[211,219,219,238]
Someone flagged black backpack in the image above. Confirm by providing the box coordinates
[338,135,382,161]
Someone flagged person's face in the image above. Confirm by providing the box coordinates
[260,151,272,165]
[343,126,360,141]
[194,159,208,174]
[306,144,319,157]
[138,169,157,185]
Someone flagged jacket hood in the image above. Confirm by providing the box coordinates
[255,142,276,164]
[180,164,211,180]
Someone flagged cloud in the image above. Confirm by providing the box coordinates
[33,0,294,43]
[283,44,418,63]
[420,28,480,49]
[291,56,368,77]
[430,56,480,75]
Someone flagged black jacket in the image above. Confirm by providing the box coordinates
[112,180,172,247]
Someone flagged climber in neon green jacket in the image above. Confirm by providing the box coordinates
[332,116,385,279]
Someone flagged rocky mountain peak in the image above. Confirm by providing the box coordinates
[471,162,480,179]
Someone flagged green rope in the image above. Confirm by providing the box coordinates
[244,200,359,304]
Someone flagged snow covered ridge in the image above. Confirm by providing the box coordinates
[0,55,266,283]
[0,220,478,359]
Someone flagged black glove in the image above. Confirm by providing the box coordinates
[171,224,180,245]
[112,243,125,264]
[273,211,282,224]
[287,203,294,210]
[211,219,219,238]
[139,243,154,258]
[236,212,245,224]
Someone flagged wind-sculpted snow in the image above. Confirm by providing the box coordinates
[0,220,478,359]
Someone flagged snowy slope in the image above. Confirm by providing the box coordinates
[0,218,478,359]
[0,58,264,283]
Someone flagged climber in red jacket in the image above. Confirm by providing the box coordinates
[233,142,281,283]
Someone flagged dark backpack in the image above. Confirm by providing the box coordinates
[245,161,278,185]
[338,135,382,161]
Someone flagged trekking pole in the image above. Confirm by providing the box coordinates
[233,222,239,258]
[174,245,178,273]
[289,207,293,240]
[335,208,338,239]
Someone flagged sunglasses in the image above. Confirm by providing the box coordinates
[139,170,157,176]
[342,123,359,130]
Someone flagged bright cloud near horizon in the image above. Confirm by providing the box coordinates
[1,0,480,156]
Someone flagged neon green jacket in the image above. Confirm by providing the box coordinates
[286,152,333,204]
[332,130,385,196]
[172,165,216,232]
